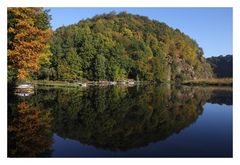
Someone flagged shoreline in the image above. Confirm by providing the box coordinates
[29,78,233,89]
[182,78,232,87]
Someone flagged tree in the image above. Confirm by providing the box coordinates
[57,48,82,80]
[8,8,52,81]
[152,56,169,82]
[8,101,52,157]
[94,55,106,80]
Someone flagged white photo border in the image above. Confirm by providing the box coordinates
[0,0,239,164]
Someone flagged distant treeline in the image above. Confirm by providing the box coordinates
[207,55,232,78]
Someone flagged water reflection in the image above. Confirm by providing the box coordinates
[8,100,52,157]
[8,85,232,157]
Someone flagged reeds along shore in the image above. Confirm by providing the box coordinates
[182,78,232,86]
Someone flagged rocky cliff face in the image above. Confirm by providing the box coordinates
[171,57,212,81]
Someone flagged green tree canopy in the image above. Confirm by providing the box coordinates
[46,12,213,81]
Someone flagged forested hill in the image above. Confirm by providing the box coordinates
[207,55,233,78]
[43,12,213,81]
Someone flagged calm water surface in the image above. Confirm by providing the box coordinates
[8,85,232,157]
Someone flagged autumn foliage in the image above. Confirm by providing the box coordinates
[8,8,52,80]
[8,101,53,157]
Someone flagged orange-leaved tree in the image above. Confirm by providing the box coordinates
[8,7,52,81]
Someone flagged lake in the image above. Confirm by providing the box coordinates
[8,84,232,157]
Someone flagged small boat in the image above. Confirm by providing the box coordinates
[117,80,126,85]
[78,82,87,87]
[125,79,136,85]
[15,84,34,92]
[15,91,34,97]
[127,81,135,85]
[15,84,34,96]
[109,81,116,85]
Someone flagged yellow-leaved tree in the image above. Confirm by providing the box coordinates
[8,7,52,82]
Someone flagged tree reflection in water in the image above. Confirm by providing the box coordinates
[8,96,53,157]
[8,85,230,156]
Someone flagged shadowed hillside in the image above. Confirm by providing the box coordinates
[207,55,232,78]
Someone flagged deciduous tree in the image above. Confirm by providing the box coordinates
[8,7,52,81]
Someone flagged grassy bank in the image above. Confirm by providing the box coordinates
[32,80,80,88]
[182,78,232,86]
[32,78,233,89]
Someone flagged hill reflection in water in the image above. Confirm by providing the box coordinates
[8,85,232,157]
